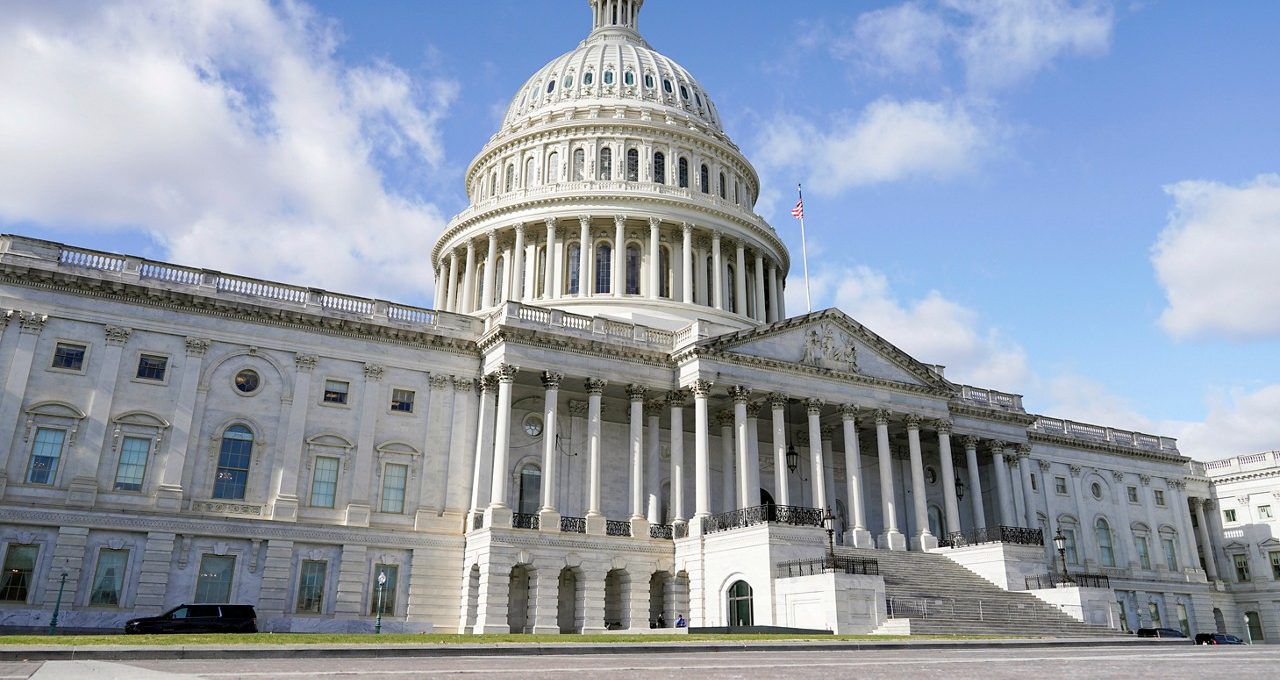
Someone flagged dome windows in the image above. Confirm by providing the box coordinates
[624,70,635,86]
[546,79,556,94]
[662,78,673,94]
[603,70,615,85]
[564,74,574,89]
[679,84,689,100]
[695,92,703,108]
[644,73,654,89]
[583,71,594,86]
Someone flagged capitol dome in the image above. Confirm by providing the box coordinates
[433,0,790,332]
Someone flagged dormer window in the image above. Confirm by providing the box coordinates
[564,74,574,89]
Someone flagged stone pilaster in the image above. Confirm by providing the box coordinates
[256,539,295,630]
[333,544,368,619]
[132,532,177,615]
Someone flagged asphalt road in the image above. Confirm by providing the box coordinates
[4,644,1277,679]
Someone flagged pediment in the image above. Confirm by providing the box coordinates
[697,309,954,391]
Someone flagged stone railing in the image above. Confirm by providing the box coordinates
[958,385,1025,412]
[1031,415,1179,453]
[701,504,824,535]
[1202,451,1280,474]
[938,525,1044,548]
[487,301,678,352]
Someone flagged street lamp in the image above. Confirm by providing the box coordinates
[785,443,798,474]
[1052,528,1073,585]
[823,507,837,560]
[48,572,67,635]
[374,571,387,634]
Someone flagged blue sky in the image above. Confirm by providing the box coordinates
[2,1,1278,459]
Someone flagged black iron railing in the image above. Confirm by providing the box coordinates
[512,512,539,530]
[701,504,825,535]
[1025,572,1111,589]
[775,555,880,578]
[605,519,632,537]
[471,513,483,530]
[650,524,674,539]
[937,525,1044,548]
[673,522,689,539]
[560,516,586,534]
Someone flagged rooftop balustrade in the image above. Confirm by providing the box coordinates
[1202,450,1280,474]
[1031,415,1179,454]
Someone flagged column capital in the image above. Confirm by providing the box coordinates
[294,353,317,372]
[1038,459,1052,472]
[488,228,499,242]
[820,424,835,438]
[186,337,212,357]
[514,222,525,236]
[626,383,647,401]
[644,400,664,417]
[104,325,132,346]
[568,400,589,417]
[1070,464,1085,477]
[1188,496,1203,509]
[715,410,735,427]
[961,435,980,449]
[454,376,478,392]
[987,440,1006,454]
[430,374,452,390]
[363,363,385,382]
[648,216,661,229]
[1016,443,1033,456]
[614,214,628,227]
[1112,470,1126,482]
[1169,478,1186,490]
[1200,498,1215,511]
[873,409,891,426]
[728,385,751,404]
[839,404,859,420]
[711,229,722,241]
[584,378,608,395]
[769,393,789,410]
[904,413,921,430]
[578,214,591,229]
[682,221,693,234]
[541,371,564,390]
[495,363,519,383]
[934,419,953,434]
[806,398,824,415]
[1139,473,1152,486]
[666,389,688,408]
[690,379,713,397]
[545,217,557,230]
[745,401,762,418]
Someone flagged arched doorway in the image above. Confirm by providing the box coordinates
[727,580,753,627]
[649,572,670,628]
[1246,611,1265,641]
[507,565,533,633]
[1213,607,1226,634]
[604,569,627,629]
[557,567,580,634]
[463,564,480,633]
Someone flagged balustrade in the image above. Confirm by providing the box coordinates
[774,555,879,578]
[938,525,1044,548]
[701,503,824,535]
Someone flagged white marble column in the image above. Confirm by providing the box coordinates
[840,406,870,547]
[905,415,935,550]
[645,400,661,524]
[485,364,519,527]
[711,231,724,310]
[718,411,735,511]
[468,376,497,527]
[752,252,766,322]
[1171,479,1200,573]
[269,352,315,521]
[806,399,827,512]
[613,215,625,297]
[511,224,526,302]
[936,421,960,536]
[770,394,790,506]
[746,402,762,506]
[584,378,607,534]
[1017,444,1037,529]
[733,240,747,316]
[729,387,751,509]
[432,263,446,309]
[544,219,558,301]
[1006,445,1025,527]
[578,216,591,298]
[692,379,712,524]
[626,385,646,529]
[962,436,986,531]
[875,410,906,550]
[990,440,1014,527]
[668,391,687,524]
[766,265,779,323]
[681,223,694,304]
[460,239,476,313]
[648,217,660,300]
[445,251,458,311]
[482,229,498,308]
[1192,497,1219,580]
[695,240,708,306]
[538,372,562,530]
[154,336,208,511]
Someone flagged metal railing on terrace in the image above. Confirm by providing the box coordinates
[701,504,824,535]
[775,555,880,579]
[1031,415,1179,453]
[937,525,1044,548]
[1024,573,1111,590]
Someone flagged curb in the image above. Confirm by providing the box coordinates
[0,637,1189,662]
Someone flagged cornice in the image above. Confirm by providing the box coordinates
[681,345,951,400]
[948,402,1037,427]
[1027,430,1191,465]
[478,325,676,368]
[1207,468,1280,485]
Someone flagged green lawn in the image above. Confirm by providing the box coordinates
[0,632,1013,646]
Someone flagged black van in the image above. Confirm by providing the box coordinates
[124,604,257,634]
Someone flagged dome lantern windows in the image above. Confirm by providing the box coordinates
[598,147,612,180]
[564,74,574,89]
[572,148,585,180]
[677,157,689,188]
[679,84,689,100]
[626,149,639,182]
[546,79,556,94]
[653,152,666,184]
[699,164,710,194]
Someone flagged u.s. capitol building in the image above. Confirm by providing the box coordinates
[1,0,1276,641]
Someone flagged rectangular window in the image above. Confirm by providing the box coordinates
[136,354,168,381]
[1063,529,1078,565]
[390,389,415,413]
[1235,553,1251,582]
[1117,600,1129,632]
[323,380,349,404]
[1030,473,1038,492]
[194,554,235,604]
[380,464,408,514]
[113,436,150,491]
[1162,538,1179,571]
[1176,603,1190,637]
[1136,536,1152,570]
[296,560,327,614]
[51,342,86,371]
[26,427,66,485]
[370,564,398,615]
[89,549,129,606]
[1054,477,1067,495]
[1224,508,1237,523]
[1260,505,1273,520]
[310,456,339,508]
[0,544,39,602]
[1270,551,1280,579]
[1154,489,1165,506]
[1127,486,1139,503]
[1148,602,1162,627]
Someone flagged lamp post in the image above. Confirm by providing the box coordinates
[374,571,387,634]
[48,572,67,635]
[823,507,836,561]
[1052,528,1072,585]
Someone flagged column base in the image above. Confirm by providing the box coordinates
[537,509,561,533]
[530,625,559,634]
[344,503,371,527]
[65,476,98,508]
[879,530,907,551]
[154,484,184,512]
[913,532,938,551]
[474,623,510,634]
[413,508,455,532]
[271,495,299,522]
[630,516,650,539]
[485,505,513,529]
[849,528,874,549]
[585,512,606,536]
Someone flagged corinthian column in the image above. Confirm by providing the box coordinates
[626,385,649,535]
[482,229,498,308]
[613,215,625,297]
[806,399,827,512]
[648,217,660,300]
[876,410,906,551]
[770,394,790,506]
[511,224,526,302]
[460,238,476,312]
[485,364,519,528]
[537,372,562,531]
[711,231,723,310]
[841,405,871,547]
[734,240,747,315]
[753,251,766,322]
[990,440,1014,527]
[906,415,936,550]
[936,421,960,536]
[668,391,687,524]
[962,436,986,530]
[692,380,712,526]
[578,215,591,298]
[584,378,607,535]
[681,223,694,304]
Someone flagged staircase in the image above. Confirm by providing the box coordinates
[836,547,1124,637]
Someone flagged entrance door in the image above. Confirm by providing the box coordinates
[727,580,753,627]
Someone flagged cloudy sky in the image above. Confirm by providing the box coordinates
[2,1,1278,460]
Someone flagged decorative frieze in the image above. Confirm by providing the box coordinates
[363,363,385,381]
[103,325,132,346]
[191,500,264,517]
[294,353,317,371]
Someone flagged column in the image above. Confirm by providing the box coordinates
[806,399,827,512]
[1192,497,1220,580]
[962,436,986,531]
[485,364,519,528]
[585,378,607,535]
[1006,446,1025,527]
[711,231,723,310]
[745,402,762,506]
[681,223,694,304]
[460,238,476,312]
[154,337,209,511]
[66,324,130,507]
[718,411,735,511]
[445,251,459,311]
[511,224,526,302]
[668,391,687,525]
[482,229,498,309]
[1110,471,1136,568]
[626,385,647,532]
[0,312,44,495]
[839,406,870,547]
[613,215,625,297]
[695,240,708,306]
[525,239,538,302]
[645,400,662,524]
[777,273,787,318]
[936,421,960,536]
[770,394,790,506]
[268,351,315,521]
[553,230,566,299]
[766,265,779,323]
[990,440,1014,527]
[692,379,712,525]
[729,387,751,509]
[544,219,558,300]
[733,240,747,316]
[578,215,591,298]
[468,376,497,527]
[875,410,906,550]
[905,415,935,550]
[538,372,562,530]
[1171,480,1201,573]
[1017,444,1037,529]
[753,252,766,322]
[433,263,446,309]
[648,217,660,300]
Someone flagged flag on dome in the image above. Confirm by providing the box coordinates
[790,197,804,219]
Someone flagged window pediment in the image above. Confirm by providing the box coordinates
[24,401,87,444]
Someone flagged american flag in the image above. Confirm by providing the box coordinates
[790,197,804,219]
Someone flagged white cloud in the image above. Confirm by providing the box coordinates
[837,3,949,76]
[755,98,991,195]
[1152,174,1280,340]
[790,264,1031,391]
[0,0,457,302]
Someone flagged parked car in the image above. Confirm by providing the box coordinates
[125,604,257,634]
[1195,632,1245,645]
[1136,627,1187,638]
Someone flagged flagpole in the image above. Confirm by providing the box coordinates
[797,183,812,313]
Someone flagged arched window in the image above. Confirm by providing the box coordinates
[699,164,710,194]
[653,152,666,184]
[517,463,541,515]
[567,243,581,295]
[489,172,497,198]
[718,172,726,199]
[595,242,612,294]
[535,246,547,297]
[524,157,535,188]
[572,148,585,181]
[626,148,639,181]
[658,245,671,298]
[1133,524,1153,569]
[727,580,753,626]
[213,425,253,500]
[705,256,714,306]
[625,244,641,295]
[504,164,515,192]
[734,180,740,205]
[1095,518,1115,567]
[678,158,689,188]
[493,256,506,305]
[547,152,559,183]
[598,147,612,180]
[928,505,944,538]
[726,264,736,311]
[1161,530,1179,570]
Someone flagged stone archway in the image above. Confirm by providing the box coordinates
[604,569,627,629]
[463,564,480,634]
[507,564,534,633]
[649,571,670,628]
[557,567,581,634]
[726,579,753,627]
